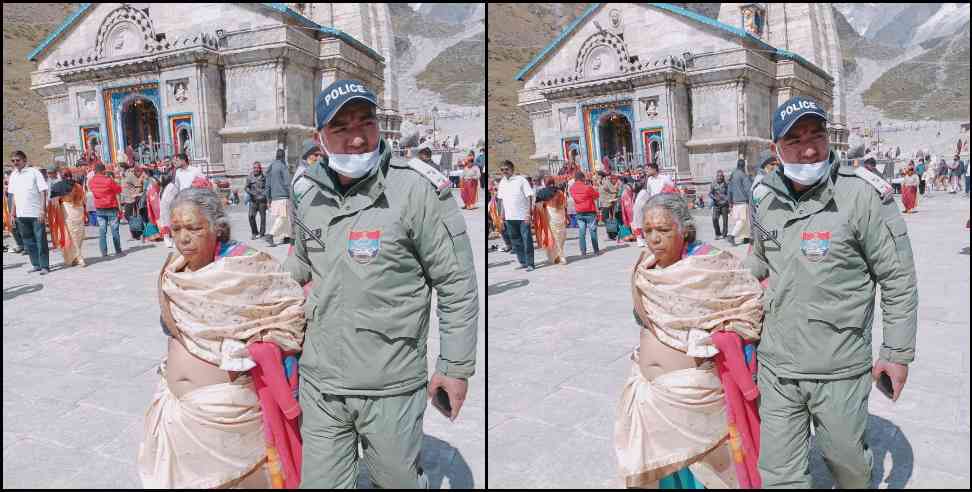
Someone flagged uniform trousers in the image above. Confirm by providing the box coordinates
[299,375,429,489]
[757,363,873,489]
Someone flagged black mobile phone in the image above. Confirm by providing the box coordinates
[876,373,894,400]
[433,387,453,419]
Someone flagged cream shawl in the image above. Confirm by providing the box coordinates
[631,248,763,358]
[616,246,763,487]
[160,249,306,371]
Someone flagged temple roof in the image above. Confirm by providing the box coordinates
[27,3,383,63]
[514,3,829,82]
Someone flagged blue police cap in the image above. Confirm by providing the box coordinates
[772,96,829,142]
[315,79,378,129]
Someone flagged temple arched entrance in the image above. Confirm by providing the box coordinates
[120,94,161,162]
[597,110,633,169]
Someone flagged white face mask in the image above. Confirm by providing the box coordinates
[321,140,380,179]
[777,149,831,186]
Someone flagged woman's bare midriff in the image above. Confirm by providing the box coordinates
[166,337,238,399]
[638,326,704,381]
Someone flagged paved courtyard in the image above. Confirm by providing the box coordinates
[2,187,485,489]
[487,190,971,488]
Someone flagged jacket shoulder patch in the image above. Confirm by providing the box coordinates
[752,182,772,207]
[292,174,317,209]
[853,167,894,202]
[406,158,452,193]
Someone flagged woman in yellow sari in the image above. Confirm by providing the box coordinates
[536,176,568,265]
[56,169,87,267]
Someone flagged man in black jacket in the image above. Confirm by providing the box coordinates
[245,161,268,240]
[708,170,730,239]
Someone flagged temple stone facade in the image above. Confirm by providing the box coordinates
[516,3,849,183]
[28,3,400,185]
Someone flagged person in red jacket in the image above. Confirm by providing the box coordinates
[87,163,125,257]
[568,171,600,255]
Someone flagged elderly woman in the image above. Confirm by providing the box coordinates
[615,193,764,489]
[138,188,306,488]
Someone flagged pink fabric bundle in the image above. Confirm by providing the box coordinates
[711,331,761,488]
[249,342,302,488]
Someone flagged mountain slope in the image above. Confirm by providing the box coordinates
[486,3,592,174]
[862,20,970,120]
[2,3,80,168]
[416,31,484,106]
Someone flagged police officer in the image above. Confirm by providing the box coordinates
[285,79,479,488]
[745,96,918,488]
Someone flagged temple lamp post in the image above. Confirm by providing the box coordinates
[431,106,438,150]
[876,120,881,158]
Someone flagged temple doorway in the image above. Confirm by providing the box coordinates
[121,95,160,161]
[597,111,633,169]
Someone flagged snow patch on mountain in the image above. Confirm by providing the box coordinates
[911,3,970,46]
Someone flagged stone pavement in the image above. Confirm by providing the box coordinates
[2,188,485,489]
[487,191,970,488]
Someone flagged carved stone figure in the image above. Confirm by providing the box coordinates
[174,82,188,103]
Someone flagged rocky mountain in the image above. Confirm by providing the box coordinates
[2,3,80,168]
[833,3,914,39]
[390,3,485,151]
[833,3,969,130]
[486,3,592,173]
[871,3,969,48]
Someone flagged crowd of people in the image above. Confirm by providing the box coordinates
[3,151,215,273]
[5,78,481,489]
[490,95,930,488]
[487,147,968,271]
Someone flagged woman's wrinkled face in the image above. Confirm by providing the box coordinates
[170,204,218,271]
[643,207,686,268]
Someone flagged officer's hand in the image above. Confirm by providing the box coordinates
[428,373,468,421]
[872,359,909,402]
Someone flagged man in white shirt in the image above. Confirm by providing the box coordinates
[173,153,203,191]
[8,150,51,274]
[496,160,536,271]
[632,163,674,247]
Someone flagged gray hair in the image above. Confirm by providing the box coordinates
[168,188,232,243]
[641,192,696,243]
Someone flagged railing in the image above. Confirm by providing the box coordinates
[541,152,675,176]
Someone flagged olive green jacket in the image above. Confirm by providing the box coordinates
[743,155,918,379]
[284,140,478,396]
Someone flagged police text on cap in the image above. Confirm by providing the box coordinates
[324,83,368,107]
[779,99,819,120]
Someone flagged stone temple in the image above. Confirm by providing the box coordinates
[515,3,848,182]
[28,3,401,184]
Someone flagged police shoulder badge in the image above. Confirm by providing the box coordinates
[854,166,894,202]
[800,231,831,262]
[348,229,381,264]
[407,158,451,193]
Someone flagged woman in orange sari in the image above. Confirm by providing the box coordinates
[45,171,70,260]
[460,152,480,209]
